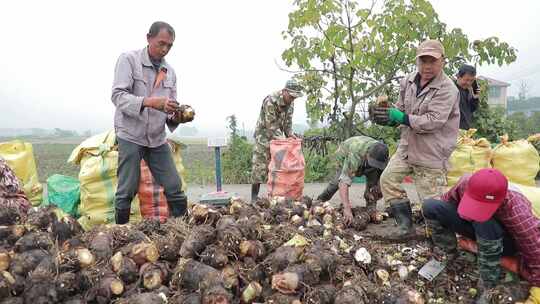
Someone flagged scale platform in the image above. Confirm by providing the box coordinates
[198,137,236,207]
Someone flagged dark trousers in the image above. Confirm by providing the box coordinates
[316,171,341,202]
[115,138,187,213]
[422,199,517,256]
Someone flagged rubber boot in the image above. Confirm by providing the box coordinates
[169,197,187,217]
[115,208,130,225]
[389,199,415,238]
[425,219,458,263]
[251,183,261,203]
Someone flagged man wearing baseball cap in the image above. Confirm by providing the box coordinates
[371,39,460,238]
[251,79,304,202]
[423,169,540,301]
[314,136,389,226]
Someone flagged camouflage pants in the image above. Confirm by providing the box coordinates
[380,154,447,210]
[251,143,270,184]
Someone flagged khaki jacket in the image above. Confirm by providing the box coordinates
[396,71,460,169]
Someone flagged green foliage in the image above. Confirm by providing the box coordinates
[472,80,517,142]
[222,115,253,184]
[508,111,540,139]
[282,0,517,139]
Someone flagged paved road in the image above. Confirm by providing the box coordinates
[186,182,421,209]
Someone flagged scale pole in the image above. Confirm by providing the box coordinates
[214,146,222,192]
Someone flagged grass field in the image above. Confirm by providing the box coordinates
[1,136,216,184]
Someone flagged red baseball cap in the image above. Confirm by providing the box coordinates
[458,169,508,223]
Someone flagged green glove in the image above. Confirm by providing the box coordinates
[388,108,406,124]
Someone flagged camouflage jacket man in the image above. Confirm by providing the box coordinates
[253,91,294,146]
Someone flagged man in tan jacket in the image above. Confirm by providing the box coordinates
[373,39,460,238]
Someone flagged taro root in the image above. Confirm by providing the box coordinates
[50,216,83,244]
[14,232,52,252]
[119,292,168,304]
[169,292,202,304]
[266,293,302,304]
[334,281,368,304]
[192,204,221,225]
[271,264,319,295]
[0,271,16,299]
[110,251,139,284]
[153,232,184,262]
[55,271,82,301]
[0,249,10,271]
[239,240,265,261]
[263,245,304,275]
[0,298,24,304]
[172,258,220,291]
[179,225,215,258]
[9,249,49,275]
[221,265,239,290]
[140,262,169,290]
[216,216,244,254]
[58,247,96,271]
[25,207,55,230]
[0,207,22,226]
[304,284,337,304]
[88,231,114,260]
[95,274,125,301]
[202,284,233,304]
[22,268,59,304]
[200,245,229,269]
[350,209,370,231]
[241,281,263,304]
[127,242,159,266]
[0,225,25,245]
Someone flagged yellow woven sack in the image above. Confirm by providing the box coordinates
[510,183,540,219]
[492,135,540,186]
[447,129,492,186]
[68,131,141,230]
[0,140,43,205]
[169,140,188,192]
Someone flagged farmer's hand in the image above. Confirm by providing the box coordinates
[144,97,179,113]
[343,207,353,227]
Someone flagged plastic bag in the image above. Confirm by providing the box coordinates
[267,138,305,200]
[138,141,188,222]
[46,174,80,216]
[138,160,169,222]
[447,129,492,186]
[0,140,43,205]
[68,131,141,230]
[492,135,540,186]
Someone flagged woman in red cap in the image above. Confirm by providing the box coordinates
[422,168,540,302]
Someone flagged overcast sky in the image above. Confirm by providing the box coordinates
[1,0,539,136]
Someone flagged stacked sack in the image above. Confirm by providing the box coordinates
[447,129,492,186]
[0,140,43,205]
[492,134,540,186]
[68,131,142,230]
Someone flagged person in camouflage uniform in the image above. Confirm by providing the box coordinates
[315,136,389,226]
[423,169,540,302]
[251,80,304,202]
[0,157,31,217]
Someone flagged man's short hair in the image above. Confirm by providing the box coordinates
[148,21,175,38]
[457,64,477,77]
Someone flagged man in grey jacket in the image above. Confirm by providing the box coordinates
[111,21,191,224]
[373,39,460,238]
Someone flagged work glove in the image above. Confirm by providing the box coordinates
[373,106,407,125]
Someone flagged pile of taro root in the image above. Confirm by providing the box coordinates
[0,196,530,304]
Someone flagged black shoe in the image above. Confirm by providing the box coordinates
[115,208,130,224]
[251,183,261,203]
[389,199,415,238]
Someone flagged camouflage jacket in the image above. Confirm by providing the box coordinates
[335,136,380,185]
[253,91,294,146]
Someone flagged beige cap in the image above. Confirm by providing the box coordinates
[416,39,445,59]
